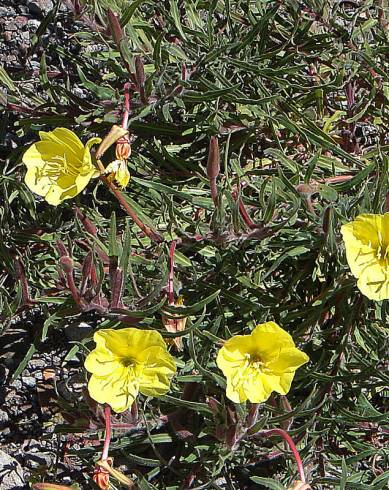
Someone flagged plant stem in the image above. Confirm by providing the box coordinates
[101,405,112,461]
[257,428,306,483]
[98,169,162,243]
[168,240,177,304]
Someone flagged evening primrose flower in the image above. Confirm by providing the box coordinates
[216,322,309,404]
[23,128,101,205]
[85,328,176,413]
[341,213,389,300]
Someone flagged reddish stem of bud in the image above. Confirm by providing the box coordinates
[121,82,131,129]
[256,428,306,483]
[101,405,112,461]
[99,174,163,243]
[74,206,97,236]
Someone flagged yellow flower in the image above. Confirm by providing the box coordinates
[85,328,176,413]
[23,128,101,205]
[104,159,131,188]
[216,322,309,404]
[341,213,389,300]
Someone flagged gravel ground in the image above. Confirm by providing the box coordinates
[0,1,96,487]
[0,312,94,488]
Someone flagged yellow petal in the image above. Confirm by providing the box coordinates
[85,347,121,376]
[261,372,294,396]
[251,322,295,362]
[357,264,389,300]
[88,368,138,413]
[341,213,389,300]
[39,128,84,162]
[243,371,273,403]
[267,347,309,374]
[83,137,102,169]
[216,336,253,375]
[24,166,52,197]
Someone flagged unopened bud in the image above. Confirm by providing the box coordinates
[107,9,123,46]
[59,256,74,273]
[207,136,220,179]
[135,56,145,87]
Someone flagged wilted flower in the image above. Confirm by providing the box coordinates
[341,213,389,300]
[104,159,131,188]
[23,128,101,205]
[85,328,176,413]
[216,322,309,404]
[162,295,187,351]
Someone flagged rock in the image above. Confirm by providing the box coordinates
[0,410,8,424]
[10,379,22,390]
[0,7,16,17]
[28,19,41,30]
[15,16,29,28]
[0,450,25,489]
[27,0,54,17]
[22,376,36,388]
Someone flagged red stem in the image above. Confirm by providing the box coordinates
[168,240,177,304]
[101,405,112,461]
[258,428,306,483]
[122,82,131,129]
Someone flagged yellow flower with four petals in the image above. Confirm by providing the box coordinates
[216,322,309,404]
[23,127,101,205]
[341,213,389,301]
[85,328,176,413]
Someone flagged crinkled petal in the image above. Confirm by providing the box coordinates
[216,336,253,376]
[261,372,295,396]
[94,328,167,360]
[267,347,309,374]
[88,367,138,413]
[357,264,389,301]
[85,347,121,377]
[39,128,84,163]
[83,137,102,170]
[251,322,295,362]
[242,371,273,403]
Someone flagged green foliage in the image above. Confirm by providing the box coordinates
[1,0,388,488]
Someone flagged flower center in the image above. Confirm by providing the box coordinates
[121,357,136,368]
[244,353,268,373]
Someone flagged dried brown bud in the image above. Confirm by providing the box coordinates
[96,125,128,160]
[115,137,131,160]
[207,136,220,180]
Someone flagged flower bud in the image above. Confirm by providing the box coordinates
[59,256,74,273]
[115,138,131,160]
[207,136,220,180]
